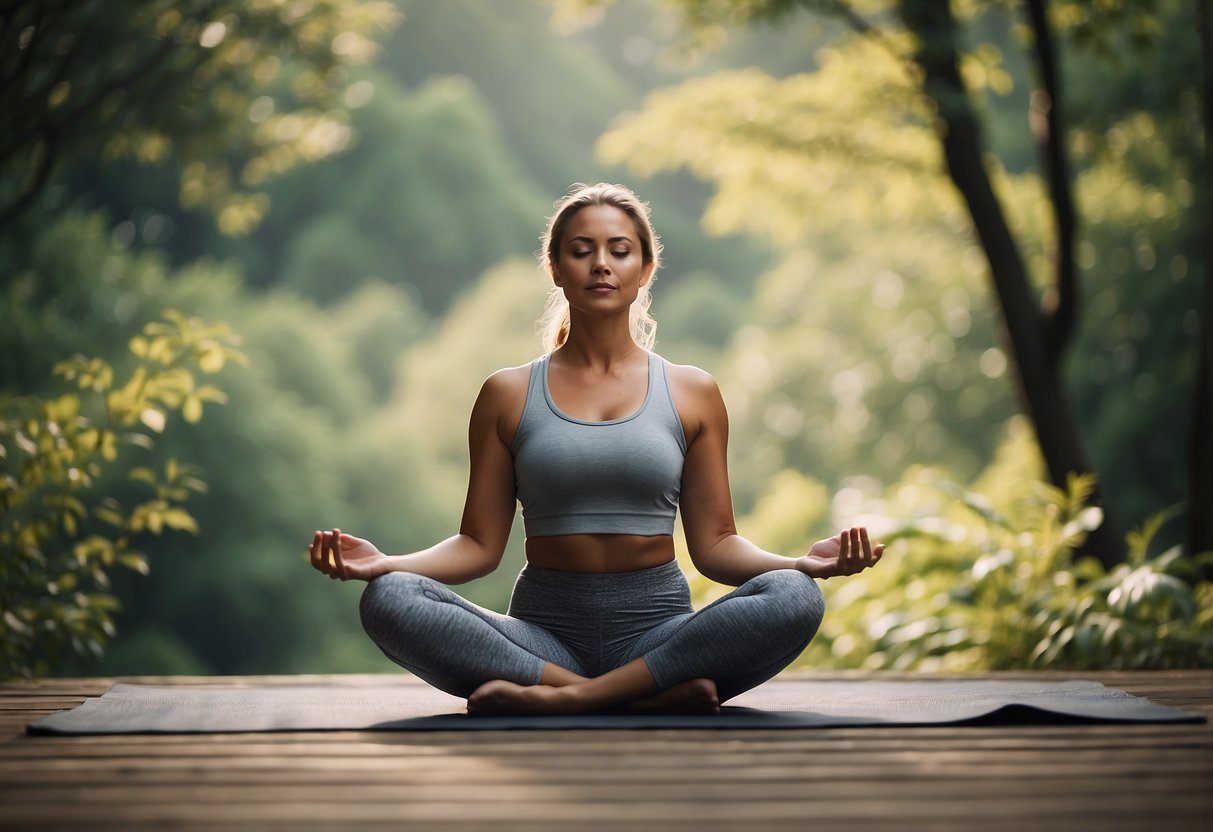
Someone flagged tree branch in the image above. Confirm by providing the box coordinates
[1024,0,1078,363]
[897,0,1124,568]
[0,32,178,222]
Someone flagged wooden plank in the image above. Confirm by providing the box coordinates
[0,671,1207,832]
[0,792,1206,823]
[4,733,1209,758]
[0,747,1205,768]
[0,774,1202,803]
[2,756,1203,781]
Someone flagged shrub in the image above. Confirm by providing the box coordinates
[0,312,244,678]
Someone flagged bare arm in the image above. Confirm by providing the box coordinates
[310,370,522,584]
[673,366,883,586]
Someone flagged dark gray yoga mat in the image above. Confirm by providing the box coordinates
[28,678,1203,734]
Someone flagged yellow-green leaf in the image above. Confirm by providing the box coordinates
[182,395,203,424]
[198,346,225,374]
[196,385,228,403]
[129,467,157,485]
[140,408,166,433]
[118,554,150,575]
[162,509,199,534]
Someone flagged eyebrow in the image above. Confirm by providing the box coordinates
[569,235,634,245]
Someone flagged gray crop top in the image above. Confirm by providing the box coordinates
[511,351,688,537]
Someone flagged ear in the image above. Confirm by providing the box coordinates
[550,264,563,287]
[639,261,656,288]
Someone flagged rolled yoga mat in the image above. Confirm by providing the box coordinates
[27,678,1204,734]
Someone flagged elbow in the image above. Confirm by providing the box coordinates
[457,534,505,583]
[687,533,735,584]
[466,557,502,582]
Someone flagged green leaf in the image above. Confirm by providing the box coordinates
[195,385,228,403]
[129,467,157,485]
[162,509,199,534]
[118,554,149,575]
[120,432,155,450]
[140,408,166,433]
[3,611,30,636]
[932,480,1012,529]
[198,346,225,374]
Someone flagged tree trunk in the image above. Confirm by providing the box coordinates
[898,0,1126,568]
[1191,0,1213,562]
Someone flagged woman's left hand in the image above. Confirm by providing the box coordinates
[796,526,884,580]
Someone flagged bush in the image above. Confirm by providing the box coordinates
[0,312,243,679]
[798,423,1213,671]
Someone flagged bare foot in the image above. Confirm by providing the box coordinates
[467,680,574,715]
[629,678,720,715]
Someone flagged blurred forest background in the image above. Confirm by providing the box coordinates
[1,0,1209,679]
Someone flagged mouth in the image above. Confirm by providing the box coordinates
[588,283,616,291]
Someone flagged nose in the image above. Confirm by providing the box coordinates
[592,249,610,274]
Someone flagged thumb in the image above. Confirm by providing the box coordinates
[339,533,366,549]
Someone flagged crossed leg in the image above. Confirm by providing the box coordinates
[467,569,826,715]
[359,571,586,697]
[360,568,824,715]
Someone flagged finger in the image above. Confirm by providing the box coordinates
[849,527,861,572]
[839,528,858,572]
[332,528,347,580]
[317,531,335,576]
[859,527,873,563]
[874,543,885,562]
[309,531,323,572]
[322,530,338,576]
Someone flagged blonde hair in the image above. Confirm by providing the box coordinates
[537,182,663,352]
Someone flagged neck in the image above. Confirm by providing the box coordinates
[559,311,643,370]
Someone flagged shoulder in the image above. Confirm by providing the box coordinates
[663,358,723,404]
[661,358,727,443]
[480,361,535,400]
[472,360,538,444]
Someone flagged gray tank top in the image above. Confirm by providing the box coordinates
[511,351,688,537]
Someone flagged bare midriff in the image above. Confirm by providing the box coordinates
[524,533,676,573]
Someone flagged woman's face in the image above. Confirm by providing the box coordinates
[553,204,653,313]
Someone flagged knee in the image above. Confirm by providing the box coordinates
[762,569,826,635]
[359,571,429,637]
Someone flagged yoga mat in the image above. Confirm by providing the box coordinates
[28,678,1203,734]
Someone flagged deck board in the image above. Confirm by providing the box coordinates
[0,671,1209,831]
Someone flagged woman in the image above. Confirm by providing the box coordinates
[309,182,884,715]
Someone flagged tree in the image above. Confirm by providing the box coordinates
[592,0,1199,566]
[1193,0,1213,562]
[0,0,400,234]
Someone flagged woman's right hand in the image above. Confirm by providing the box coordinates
[309,529,393,582]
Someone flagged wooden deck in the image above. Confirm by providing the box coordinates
[0,670,1209,831]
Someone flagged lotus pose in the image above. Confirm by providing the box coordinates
[309,182,884,715]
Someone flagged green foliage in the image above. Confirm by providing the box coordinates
[597,0,1200,541]
[798,421,1213,671]
[1,0,1197,678]
[598,40,951,247]
[0,312,244,679]
[267,73,549,310]
[1,0,401,231]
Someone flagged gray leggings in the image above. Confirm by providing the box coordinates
[359,560,825,702]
